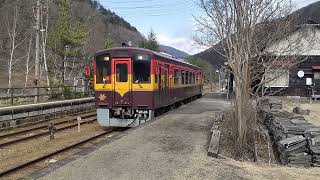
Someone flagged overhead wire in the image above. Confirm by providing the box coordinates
[102,2,191,9]
[97,0,194,4]
[97,0,198,17]
[97,0,157,3]
[97,0,196,10]
[95,0,200,22]
[113,5,196,14]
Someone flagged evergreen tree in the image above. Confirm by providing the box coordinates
[48,0,89,83]
[142,29,160,51]
[104,34,113,49]
[185,56,217,83]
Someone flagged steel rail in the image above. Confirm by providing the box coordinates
[0,112,96,139]
[0,117,97,148]
[0,110,95,131]
[0,129,113,177]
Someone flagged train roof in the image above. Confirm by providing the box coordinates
[95,47,201,70]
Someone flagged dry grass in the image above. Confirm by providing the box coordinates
[218,109,274,163]
[221,158,320,180]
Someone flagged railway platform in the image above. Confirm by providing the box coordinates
[30,97,231,179]
[26,96,320,180]
[0,97,94,128]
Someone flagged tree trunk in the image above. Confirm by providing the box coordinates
[7,7,17,94]
[42,0,50,87]
[34,0,41,103]
[25,37,32,88]
[62,59,66,83]
[234,75,251,155]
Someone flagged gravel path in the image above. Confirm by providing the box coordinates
[38,98,320,180]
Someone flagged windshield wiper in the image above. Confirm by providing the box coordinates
[135,80,143,88]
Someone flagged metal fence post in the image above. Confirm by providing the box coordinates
[10,88,14,105]
[74,85,77,98]
[58,86,60,98]
[37,87,40,103]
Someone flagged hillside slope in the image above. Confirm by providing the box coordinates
[193,1,320,68]
[294,1,320,23]
[0,0,144,88]
[159,45,189,59]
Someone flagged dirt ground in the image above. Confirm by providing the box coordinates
[281,98,320,126]
[218,108,274,164]
[37,98,320,180]
[0,122,105,173]
[203,84,221,93]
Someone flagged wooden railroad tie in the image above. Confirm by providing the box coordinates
[208,129,221,158]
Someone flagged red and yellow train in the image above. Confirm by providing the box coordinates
[94,47,203,127]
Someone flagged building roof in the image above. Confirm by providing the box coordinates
[312,65,320,70]
[96,47,201,70]
[265,23,320,56]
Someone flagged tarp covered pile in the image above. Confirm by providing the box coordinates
[260,98,320,166]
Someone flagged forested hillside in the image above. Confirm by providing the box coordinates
[0,0,144,88]
[159,45,189,59]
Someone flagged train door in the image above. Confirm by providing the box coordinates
[113,58,132,106]
[163,64,170,105]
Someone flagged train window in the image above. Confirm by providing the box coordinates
[196,72,199,84]
[164,65,169,88]
[174,69,180,85]
[192,73,195,84]
[181,70,185,84]
[154,65,158,83]
[133,60,150,83]
[96,55,111,84]
[116,64,128,82]
[186,71,189,84]
[132,52,151,61]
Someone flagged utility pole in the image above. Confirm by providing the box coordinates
[34,0,41,103]
[216,69,220,92]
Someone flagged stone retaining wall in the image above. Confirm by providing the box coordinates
[0,97,95,128]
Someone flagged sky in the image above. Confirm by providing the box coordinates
[98,0,319,55]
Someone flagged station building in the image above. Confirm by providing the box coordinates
[264,23,320,97]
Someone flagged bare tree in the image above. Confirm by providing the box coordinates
[40,0,50,87]
[196,0,313,155]
[25,36,33,87]
[6,6,27,92]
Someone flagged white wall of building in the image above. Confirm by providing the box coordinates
[266,25,320,56]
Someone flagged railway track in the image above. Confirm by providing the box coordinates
[0,97,189,178]
[0,111,96,139]
[0,109,95,132]
[0,115,97,148]
[0,129,114,177]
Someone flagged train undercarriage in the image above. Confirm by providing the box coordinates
[97,94,201,127]
[97,108,154,127]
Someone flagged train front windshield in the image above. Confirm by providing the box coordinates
[133,53,151,84]
[96,54,112,84]
[95,51,151,84]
